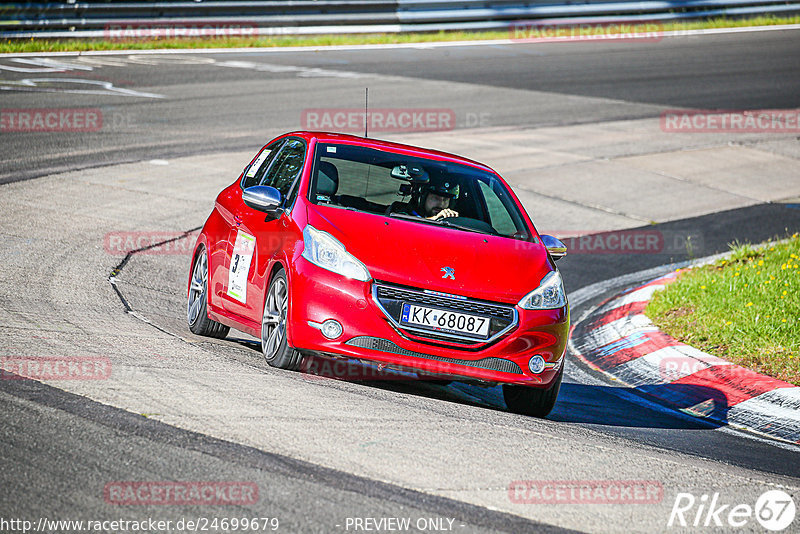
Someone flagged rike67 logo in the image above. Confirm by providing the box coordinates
[668,490,796,531]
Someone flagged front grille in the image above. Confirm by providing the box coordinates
[376,285,514,320]
[346,336,523,374]
[373,281,517,344]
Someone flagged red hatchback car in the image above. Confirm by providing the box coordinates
[187,131,569,417]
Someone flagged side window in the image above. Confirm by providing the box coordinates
[261,139,306,201]
[242,140,284,189]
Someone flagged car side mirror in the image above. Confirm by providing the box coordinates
[242,186,282,216]
[541,234,567,261]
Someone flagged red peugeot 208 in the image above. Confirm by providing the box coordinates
[188,131,569,417]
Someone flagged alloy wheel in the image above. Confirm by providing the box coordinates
[187,252,207,325]
[262,276,287,359]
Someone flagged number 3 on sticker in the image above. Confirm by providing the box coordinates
[227,230,255,303]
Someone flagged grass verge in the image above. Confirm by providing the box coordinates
[1,15,798,54]
[646,234,800,385]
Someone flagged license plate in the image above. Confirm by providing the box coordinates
[400,303,490,338]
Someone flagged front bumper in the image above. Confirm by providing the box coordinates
[288,257,569,387]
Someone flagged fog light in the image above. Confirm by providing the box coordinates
[528,355,546,374]
[321,319,343,339]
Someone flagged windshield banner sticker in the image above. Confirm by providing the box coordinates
[245,149,270,178]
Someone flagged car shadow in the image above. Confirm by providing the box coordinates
[549,382,725,430]
[332,377,725,431]
[230,337,261,351]
[229,338,725,430]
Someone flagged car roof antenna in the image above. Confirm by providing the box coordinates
[364,87,369,138]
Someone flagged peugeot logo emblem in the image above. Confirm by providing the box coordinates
[441,267,455,280]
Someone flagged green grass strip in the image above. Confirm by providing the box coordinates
[646,233,800,385]
[1,15,798,54]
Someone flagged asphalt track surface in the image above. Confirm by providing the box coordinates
[2,28,800,184]
[1,29,800,533]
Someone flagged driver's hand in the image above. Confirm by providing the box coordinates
[428,208,459,221]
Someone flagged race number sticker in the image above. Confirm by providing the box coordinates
[245,149,270,178]
[227,230,256,303]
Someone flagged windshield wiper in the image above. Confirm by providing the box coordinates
[437,219,495,236]
[388,212,436,224]
[389,212,494,236]
[323,204,360,212]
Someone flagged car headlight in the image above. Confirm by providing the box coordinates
[518,271,567,310]
[301,225,371,282]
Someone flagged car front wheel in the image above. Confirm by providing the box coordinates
[502,366,563,418]
[261,269,302,370]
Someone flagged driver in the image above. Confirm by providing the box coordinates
[396,175,460,221]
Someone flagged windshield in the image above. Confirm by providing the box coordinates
[308,143,532,240]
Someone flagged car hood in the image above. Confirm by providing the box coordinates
[305,204,552,304]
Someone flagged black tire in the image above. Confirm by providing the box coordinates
[502,366,563,418]
[261,269,302,370]
[187,248,230,339]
